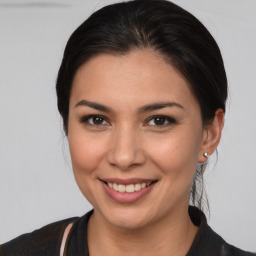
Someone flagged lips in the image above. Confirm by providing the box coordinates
[100,178,157,203]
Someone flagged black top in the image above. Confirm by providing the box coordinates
[1,207,255,256]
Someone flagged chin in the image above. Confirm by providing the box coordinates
[108,216,149,230]
[99,206,155,230]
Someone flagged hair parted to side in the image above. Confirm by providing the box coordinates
[56,0,228,213]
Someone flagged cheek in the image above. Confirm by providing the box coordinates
[146,132,202,206]
[68,131,108,176]
[68,131,109,204]
[146,130,202,178]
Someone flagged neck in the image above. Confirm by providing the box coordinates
[88,205,198,256]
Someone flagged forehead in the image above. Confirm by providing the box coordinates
[70,49,199,111]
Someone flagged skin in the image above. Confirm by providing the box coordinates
[68,49,224,256]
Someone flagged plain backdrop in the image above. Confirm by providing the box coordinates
[0,0,255,252]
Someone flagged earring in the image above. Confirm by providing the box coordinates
[203,152,208,158]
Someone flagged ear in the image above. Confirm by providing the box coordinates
[198,108,224,163]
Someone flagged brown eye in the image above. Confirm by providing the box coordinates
[153,117,166,125]
[91,116,104,125]
[80,115,109,126]
[146,116,176,127]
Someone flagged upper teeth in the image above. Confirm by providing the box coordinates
[107,182,151,193]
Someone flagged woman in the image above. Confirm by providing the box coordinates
[0,0,254,255]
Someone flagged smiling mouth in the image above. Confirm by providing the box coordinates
[102,180,157,193]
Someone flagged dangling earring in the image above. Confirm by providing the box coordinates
[203,152,208,158]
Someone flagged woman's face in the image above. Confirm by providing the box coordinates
[68,49,208,229]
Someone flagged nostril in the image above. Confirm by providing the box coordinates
[106,147,147,169]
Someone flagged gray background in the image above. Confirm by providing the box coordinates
[0,0,255,251]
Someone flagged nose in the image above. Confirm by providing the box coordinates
[106,126,146,170]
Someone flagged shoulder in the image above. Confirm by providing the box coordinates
[0,216,79,256]
[188,206,255,256]
[222,243,256,256]
[201,224,255,256]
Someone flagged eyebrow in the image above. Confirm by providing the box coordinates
[74,100,184,113]
[137,102,184,113]
[75,100,113,112]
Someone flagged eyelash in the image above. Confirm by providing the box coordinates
[79,115,177,128]
[145,116,177,127]
[80,115,110,126]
